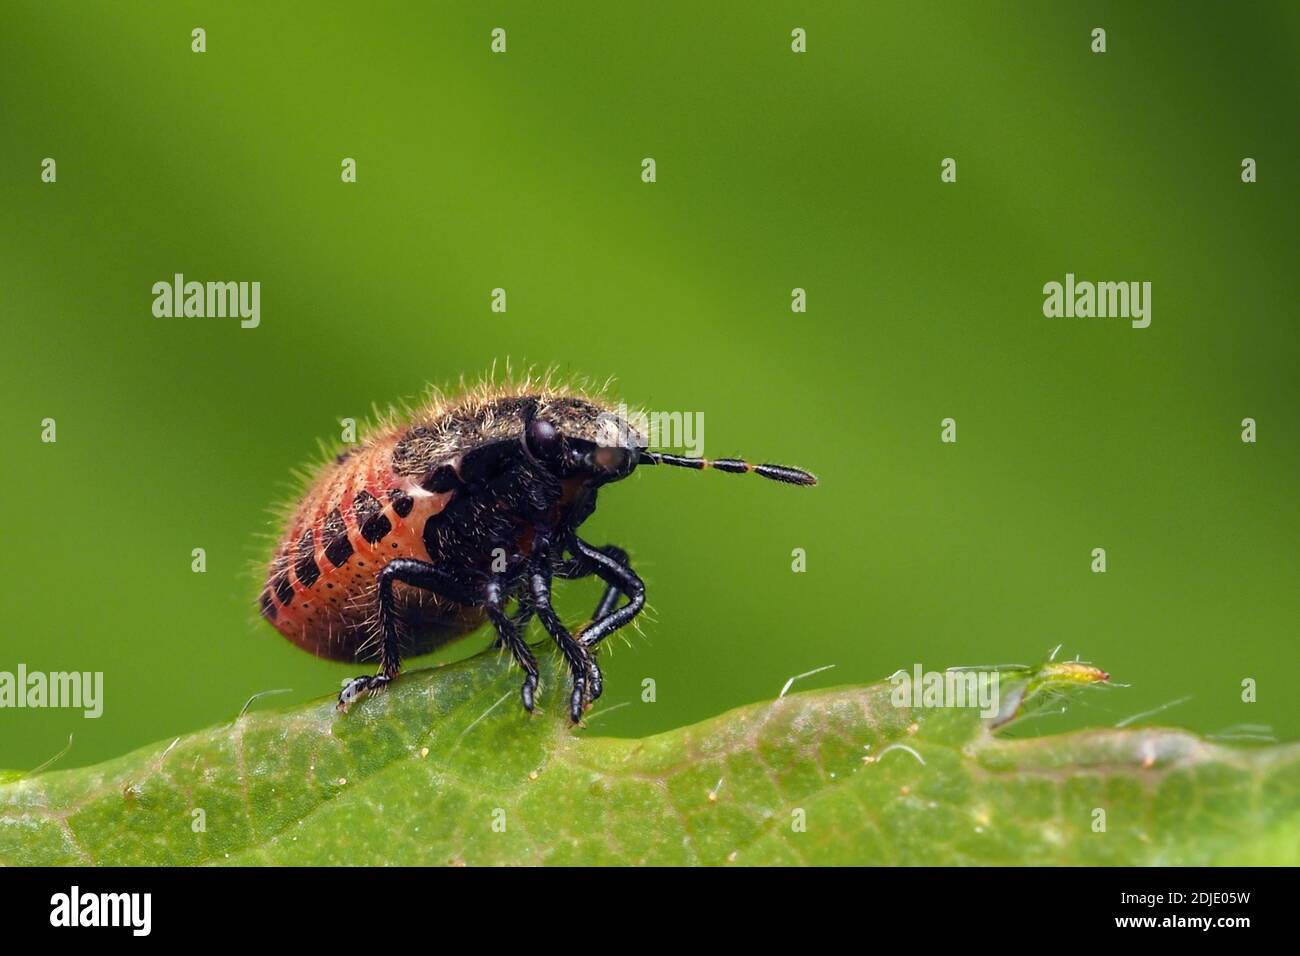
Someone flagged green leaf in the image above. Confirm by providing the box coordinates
[2,651,1297,865]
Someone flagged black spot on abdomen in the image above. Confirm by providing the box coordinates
[354,490,392,544]
[272,570,293,606]
[323,508,353,567]
[294,529,321,587]
[388,487,414,518]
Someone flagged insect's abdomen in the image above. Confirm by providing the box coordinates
[260,434,482,662]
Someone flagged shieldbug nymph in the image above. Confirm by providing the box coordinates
[260,378,816,722]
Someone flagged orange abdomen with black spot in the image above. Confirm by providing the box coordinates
[260,430,483,662]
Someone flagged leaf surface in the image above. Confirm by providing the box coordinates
[2,652,1296,865]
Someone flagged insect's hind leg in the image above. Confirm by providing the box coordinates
[337,558,479,713]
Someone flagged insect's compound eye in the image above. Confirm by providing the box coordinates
[525,418,563,463]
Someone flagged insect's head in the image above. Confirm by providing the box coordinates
[521,397,817,489]
[520,398,646,486]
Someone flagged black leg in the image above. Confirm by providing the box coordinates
[485,577,539,712]
[591,545,631,623]
[569,536,646,650]
[556,543,630,625]
[491,601,535,647]
[527,561,597,722]
[337,557,478,713]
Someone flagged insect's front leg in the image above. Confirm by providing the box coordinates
[556,543,631,622]
[526,547,597,723]
[550,542,618,703]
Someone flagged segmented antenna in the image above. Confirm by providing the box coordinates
[639,451,816,486]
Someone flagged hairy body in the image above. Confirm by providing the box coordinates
[261,379,814,721]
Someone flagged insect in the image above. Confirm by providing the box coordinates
[260,379,816,722]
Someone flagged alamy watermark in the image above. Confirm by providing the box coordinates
[50,886,150,935]
[1043,273,1150,329]
[0,664,103,718]
[598,402,704,457]
[890,664,1000,719]
[151,273,260,329]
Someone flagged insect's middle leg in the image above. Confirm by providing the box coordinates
[485,577,539,712]
[527,560,597,723]
[337,558,478,713]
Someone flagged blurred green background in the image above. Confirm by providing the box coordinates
[1,1,1296,771]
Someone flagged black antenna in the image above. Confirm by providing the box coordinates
[639,451,816,486]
